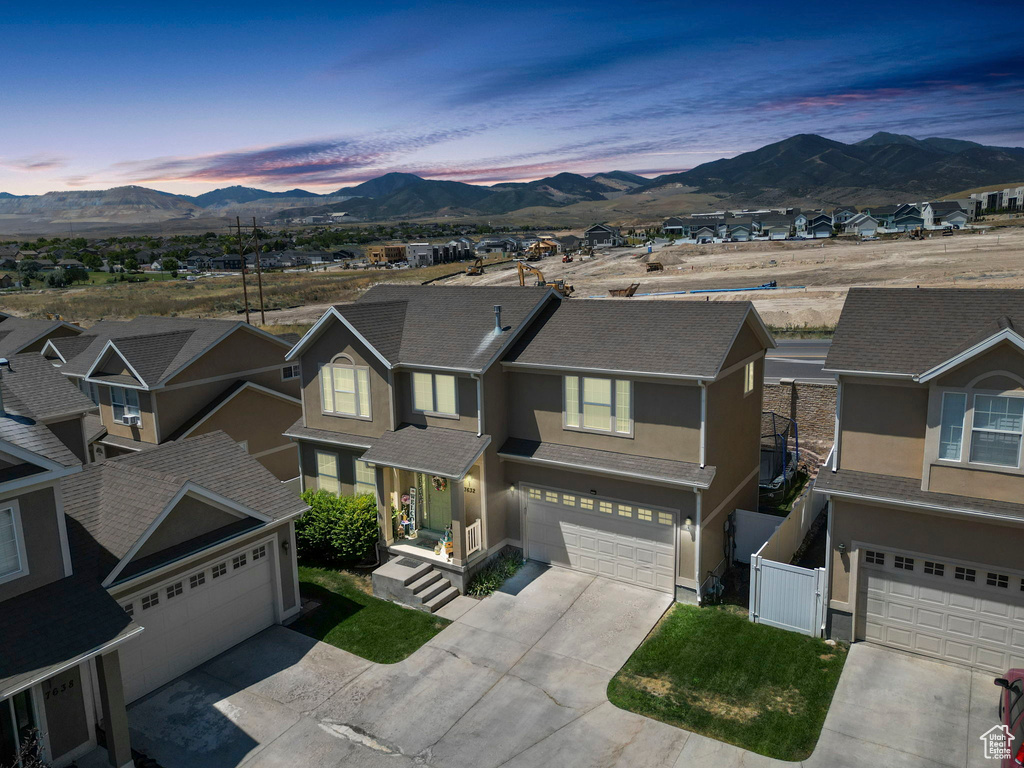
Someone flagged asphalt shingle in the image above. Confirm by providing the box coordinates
[359,424,489,479]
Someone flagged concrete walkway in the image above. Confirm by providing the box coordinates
[127,564,1000,768]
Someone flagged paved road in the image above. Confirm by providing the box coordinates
[766,338,832,383]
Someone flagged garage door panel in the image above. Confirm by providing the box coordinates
[525,487,674,594]
[859,549,1024,672]
[120,543,276,703]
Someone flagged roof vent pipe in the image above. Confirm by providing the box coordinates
[494,305,502,333]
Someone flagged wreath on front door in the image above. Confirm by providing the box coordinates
[431,475,448,492]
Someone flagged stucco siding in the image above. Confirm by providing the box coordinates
[99,386,157,443]
[934,341,1024,388]
[703,359,761,518]
[165,328,292,386]
[131,495,243,561]
[839,379,927,479]
[46,416,87,463]
[0,486,65,601]
[185,386,300,458]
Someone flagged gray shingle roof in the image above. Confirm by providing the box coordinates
[335,285,552,372]
[359,424,489,479]
[0,575,139,698]
[53,316,289,386]
[825,288,1024,376]
[0,317,83,357]
[63,431,308,582]
[498,437,715,489]
[283,419,378,450]
[504,298,763,378]
[814,467,1024,523]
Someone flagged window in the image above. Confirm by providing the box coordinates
[545,491,559,503]
[938,392,967,460]
[189,572,205,589]
[599,501,613,514]
[141,592,159,610]
[0,507,24,581]
[110,386,140,423]
[561,494,576,506]
[316,450,341,495]
[579,497,593,510]
[252,545,266,561]
[282,364,301,381]
[123,602,134,617]
[354,459,376,497]
[618,505,633,518]
[412,372,457,416]
[637,508,653,522]
[320,359,371,418]
[232,553,247,569]
[166,581,183,599]
[865,550,885,565]
[987,572,1009,588]
[657,512,673,526]
[563,376,632,435]
[212,562,227,578]
[743,361,755,395]
[955,566,976,582]
[79,379,100,405]
[924,561,944,576]
[894,555,914,571]
[970,394,1024,467]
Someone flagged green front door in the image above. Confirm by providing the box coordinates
[419,474,452,532]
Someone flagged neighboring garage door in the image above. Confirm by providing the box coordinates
[118,540,278,703]
[859,547,1024,672]
[523,485,676,593]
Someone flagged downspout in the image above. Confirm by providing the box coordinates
[823,497,834,638]
[698,381,707,468]
[472,373,484,437]
[831,375,841,472]
[694,489,703,604]
[387,369,397,431]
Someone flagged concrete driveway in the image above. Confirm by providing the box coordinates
[127,563,1001,768]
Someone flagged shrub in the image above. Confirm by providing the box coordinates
[296,490,379,565]
[466,550,526,597]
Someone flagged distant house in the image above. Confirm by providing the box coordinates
[863,204,899,228]
[831,206,858,225]
[807,213,834,238]
[584,224,625,248]
[727,222,752,242]
[844,213,879,236]
[558,234,581,251]
[0,273,14,288]
[475,237,518,254]
[367,244,407,264]
[57,258,85,270]
[892,205,924,232]
[924,201,969,229]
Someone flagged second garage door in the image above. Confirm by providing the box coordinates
[859,547,1024,672]
[118,539,278,703]
[524,485,676,593]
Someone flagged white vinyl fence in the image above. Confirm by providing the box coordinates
[732,508,782,564]
[747,486,828,637]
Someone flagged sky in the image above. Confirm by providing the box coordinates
[1,0,1023,196]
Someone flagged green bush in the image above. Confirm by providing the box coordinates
[466,550,526,597]
[296,490,379,565]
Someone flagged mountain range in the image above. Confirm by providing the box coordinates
[1,132,1022,233]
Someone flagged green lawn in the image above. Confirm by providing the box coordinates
[290,565,449,663]
[608,605,846,761]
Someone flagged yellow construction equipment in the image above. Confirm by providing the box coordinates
[465,257,484,276]
[515,260,573,297]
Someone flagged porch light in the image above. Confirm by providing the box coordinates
[683,516,693,530]
[509,484,515,493]
[838,543,847,554]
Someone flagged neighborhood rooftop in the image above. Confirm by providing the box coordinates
[825,287,1024,376]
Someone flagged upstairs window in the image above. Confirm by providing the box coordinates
[564,376,632,435]
[970,394,1024,467]
[79,379,100,405]
[321,357,371,419]
[110,386,140,423]
[0,506,24,581]
[743,361,755,395]
[412,372,457,416]
[282,364,301,381]
[938,392,967,461]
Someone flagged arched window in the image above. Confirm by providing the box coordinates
[320,354,371,419]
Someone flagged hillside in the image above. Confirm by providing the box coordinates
[634,132,1024,204]
[191,186,319,207]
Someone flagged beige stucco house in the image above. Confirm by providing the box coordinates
[41,316,302,482]
[816,288,1024,672]
[0,353,305,767]
[285,285,774,608]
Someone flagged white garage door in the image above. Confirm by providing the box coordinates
[524,486,675,593]
[859,547,1024,672]
[118,540,278,703]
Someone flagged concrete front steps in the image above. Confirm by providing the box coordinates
[371,557,460,613]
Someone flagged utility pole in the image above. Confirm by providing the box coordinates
[252,217,266,325]
[235,217,251,324]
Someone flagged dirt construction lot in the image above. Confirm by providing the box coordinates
[441,227,1024,328]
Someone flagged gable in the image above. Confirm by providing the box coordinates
[934,340,1024,388]
[130,493,245,562]
[184,384,300,455]
[91,346,141,382]
[721,316,769,370]
[166,326,288,386]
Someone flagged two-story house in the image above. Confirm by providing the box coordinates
[40,317,301,481]
[0,314,83,357]
[816,288,1024,673]
[0,353,306,767]
[285,285,773,609]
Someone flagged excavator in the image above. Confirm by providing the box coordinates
[515,260,573,297]
[465,257,484,276]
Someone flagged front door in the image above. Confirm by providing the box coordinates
[419,474,452,533]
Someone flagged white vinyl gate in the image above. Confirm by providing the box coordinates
[749,554,827,636]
